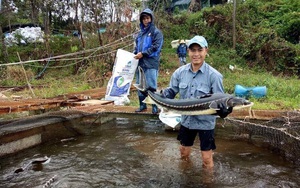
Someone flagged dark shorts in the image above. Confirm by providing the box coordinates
[177,125,216,151]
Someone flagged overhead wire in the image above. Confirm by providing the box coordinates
[20,38,134,70]
[30,42,135,69]
[0,31,138,68]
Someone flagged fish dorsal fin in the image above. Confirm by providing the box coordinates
[209,101,219,109]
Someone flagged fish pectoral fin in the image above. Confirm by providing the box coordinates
[209,101,219,110]
[143,97,155,104]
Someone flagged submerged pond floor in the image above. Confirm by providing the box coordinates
[0,117,299,188]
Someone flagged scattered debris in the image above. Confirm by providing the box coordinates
[61,137,76,142]
[0,93,8,99]
[229,64,243,71]
[11,95,23,101]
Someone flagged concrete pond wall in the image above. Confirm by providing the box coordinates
[0,110,111,157]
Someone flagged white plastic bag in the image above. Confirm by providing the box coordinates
[159,109,181,128]
[114,96,130,106]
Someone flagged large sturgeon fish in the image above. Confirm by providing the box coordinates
[134,66,253,116]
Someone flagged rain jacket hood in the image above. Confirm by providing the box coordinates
[139,8,154,32]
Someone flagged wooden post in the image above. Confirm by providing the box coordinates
[17,52,36,97]
[232,0,236,50]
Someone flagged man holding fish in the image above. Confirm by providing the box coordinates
[134,35,253,169]
[160,35,232,169]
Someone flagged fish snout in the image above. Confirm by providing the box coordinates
[227,97,248,107]
[243,99,252,105]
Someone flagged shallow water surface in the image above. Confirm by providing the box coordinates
[0,117,299,188]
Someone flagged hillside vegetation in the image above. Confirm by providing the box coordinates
[0,0,299,110]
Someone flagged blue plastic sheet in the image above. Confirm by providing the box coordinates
[235,84,267,98]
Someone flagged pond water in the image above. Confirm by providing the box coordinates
[0,117,299,188]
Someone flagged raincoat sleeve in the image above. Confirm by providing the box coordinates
[143,29,163,57]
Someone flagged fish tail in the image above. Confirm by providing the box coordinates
[133,66,148,92]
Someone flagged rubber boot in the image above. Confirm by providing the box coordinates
[152,104,159,114]
[135,95,147,112]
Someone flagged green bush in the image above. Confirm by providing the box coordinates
[179,0,300,76]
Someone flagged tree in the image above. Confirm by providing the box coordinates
[189,0,201,12]
[0,0,16,64]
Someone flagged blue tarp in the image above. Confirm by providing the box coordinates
[98,28,106,34]
[171,0,191,10]
[171,0,224,10]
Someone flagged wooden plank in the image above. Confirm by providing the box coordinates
[72,100,114,106]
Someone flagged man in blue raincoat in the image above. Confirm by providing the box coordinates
[177,39,188,66]
[134,8,164,114]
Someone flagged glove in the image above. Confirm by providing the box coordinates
[139,87,156,96]
[216,103,233,118]
[158,89,175,98]
[151,89,166,98]
[158,89,166,98]
[147,87,157,93]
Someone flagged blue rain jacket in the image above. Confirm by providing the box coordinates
[134,8,164,70]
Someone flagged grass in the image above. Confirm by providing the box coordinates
[1,48,299,111]
[2,67,299,111]
[223,70,300,110]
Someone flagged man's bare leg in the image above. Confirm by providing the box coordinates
[180,145,191,161]
[201,150,214,169]
[201,150,214,183]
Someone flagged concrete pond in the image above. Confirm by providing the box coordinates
[0,110,299,187]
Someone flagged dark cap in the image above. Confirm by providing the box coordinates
[141,12,151,18]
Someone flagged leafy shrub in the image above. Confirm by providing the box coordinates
[183,0,300,76]
[277,12,300,44]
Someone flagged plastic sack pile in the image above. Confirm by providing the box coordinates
[4,27,44,46]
